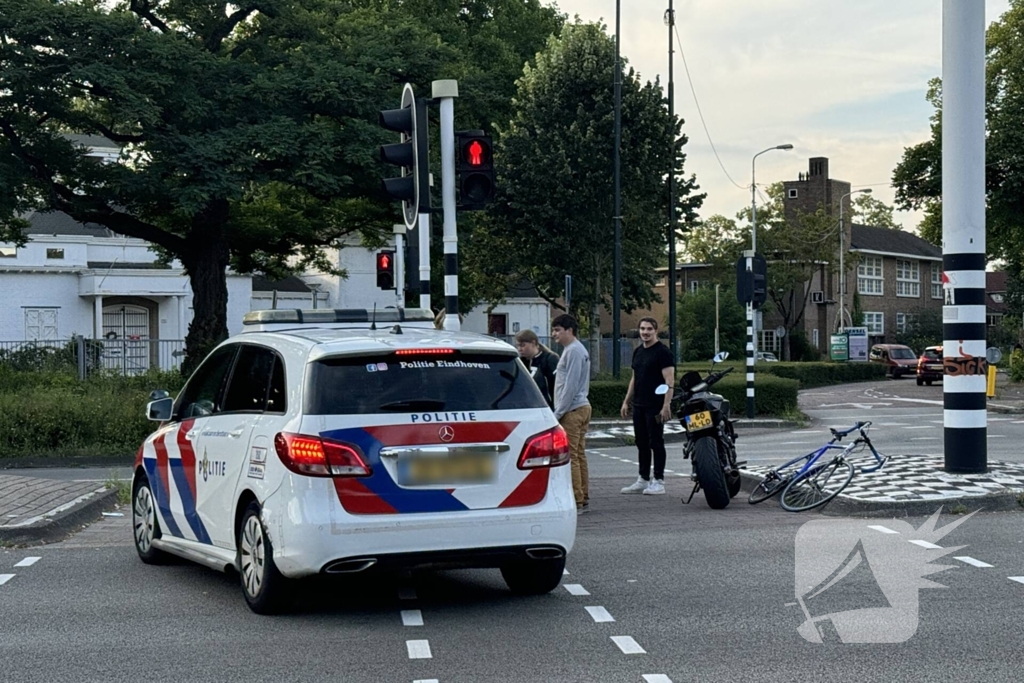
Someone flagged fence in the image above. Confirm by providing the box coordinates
[0,337,186,378]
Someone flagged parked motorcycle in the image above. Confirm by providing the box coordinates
[656,351,744,509]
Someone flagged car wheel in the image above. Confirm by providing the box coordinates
[917,377,923,386]
[926,380,933,386]
[133,475,170,565]
[501,555,566,595]
[238,501,290,615]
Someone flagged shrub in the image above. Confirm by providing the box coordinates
[588,374,798,418]
[1010,349,1024,384]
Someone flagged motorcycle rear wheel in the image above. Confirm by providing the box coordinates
[693,436,730,509]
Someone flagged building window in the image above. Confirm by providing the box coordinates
[896,259,920,297]
[758,330,779,354]
[689,280,699,293]
[931,262,943,299]
[857,256,883,295]
[46,248,64,259]
[0,246,15,258]
[988,314,1003,327]
[812,329,819,348]
[864,312,884,336]
[25,308,59,341]
[788,189,798,199]
[896,313,918,334]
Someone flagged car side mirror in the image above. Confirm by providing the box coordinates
[147,396,174,422]
[655,384,670,396]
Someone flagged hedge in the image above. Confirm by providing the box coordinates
[675,360,888,389]
[589,374,798,418]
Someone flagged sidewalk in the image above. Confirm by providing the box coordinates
[0,474,119,546]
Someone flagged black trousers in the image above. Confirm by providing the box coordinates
[632,404,666,481]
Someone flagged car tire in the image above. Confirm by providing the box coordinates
[132,475,171,565]
[917,377,923,386]
[926,380,933,386]
[501,556,567,596]
[238,501,291,615]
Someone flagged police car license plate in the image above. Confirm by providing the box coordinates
[398,454,496,486]
[685,410,713,431]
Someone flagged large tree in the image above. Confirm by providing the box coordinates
[468,20,704,342]
[851,193,902,230]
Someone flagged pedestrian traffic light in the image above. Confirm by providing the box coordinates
[456,131,495,210]
[380,83,422,229]
[735,253,768,308]
[376,250,395,290]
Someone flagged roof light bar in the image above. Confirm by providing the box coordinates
[243,307,435,326]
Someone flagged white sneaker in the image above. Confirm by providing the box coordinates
[621,476,649,494]
[643,479,666,495]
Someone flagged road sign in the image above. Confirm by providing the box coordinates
[830,333,849,362]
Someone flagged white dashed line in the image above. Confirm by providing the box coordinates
[413,680,439,683]
[401,610,424,626]
[1009,577,1024,585]
[406,640,432,659]
[14,557,40,567]
[585,606,615,623]
[643,676,674,683]
[907,426,933,430]
[988,435,1007,439]
[0,574,14,586]
[955,557,993,568]
[398,587,417,600]
[868,525,899,534]
[564,583,590,596]
[910,540,943,549]
[563,569,570,576]
[627,579,637,583]
[611,636,646,654]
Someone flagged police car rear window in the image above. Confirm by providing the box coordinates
[304,352,549,415]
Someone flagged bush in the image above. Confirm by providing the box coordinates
[1010,349,1024,384]
[588,374,798,418]
[675,360,888,388]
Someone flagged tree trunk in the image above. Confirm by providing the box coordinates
[180,207,231,376]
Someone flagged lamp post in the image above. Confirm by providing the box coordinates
[837,188,871,332]
[665,0,678,364]
[612,0,623,379]
[745,143,792,419]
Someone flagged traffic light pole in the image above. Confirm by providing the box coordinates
[417,212,431,310]
[393,224,406,308]
[744,249,755,419]
[434,79,460,331]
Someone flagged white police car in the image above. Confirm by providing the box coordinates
[132,308,576,614]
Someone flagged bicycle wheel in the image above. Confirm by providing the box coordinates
[748,472,791,505]
[779,458,855,512]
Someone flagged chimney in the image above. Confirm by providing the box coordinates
[808,157,829,179]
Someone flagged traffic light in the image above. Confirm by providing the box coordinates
[456,131,495,210]
[376,250,395,290]
[380,83,423,229]
[735,253,768,308]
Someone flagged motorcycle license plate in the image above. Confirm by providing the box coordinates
[685,410,713,431]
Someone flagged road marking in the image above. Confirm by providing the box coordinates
[564,583,590,596]
[1009,577,1024,585]
[907,426,933,430]
[878,423,910,426]
[563,569,570,575]
[14,557,40,567]
[611,636,646,654]
[988,435,1007,439]
[868,525,899,534]
[643,676,674,683]
[779,442,812,445]
[0,574,14,586]
[406,640,432,659]
[911,437,939,441]
[910,540,943,549]
[627,579,637,583]
[399,587,417,600]
[784,602,797,606]
[955,556,993,568]
[401,610,424,626]
[413,680,439,683]
[585,606,615,623]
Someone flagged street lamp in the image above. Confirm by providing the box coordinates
[837,188,872,332]
[744,143,793,419]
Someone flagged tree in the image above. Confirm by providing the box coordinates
[893,308,943,355]
[681,214,744,280]
[892,1,1024,269]
[676,284,745,362]
[851,194,902,230]
[474,21,704,337]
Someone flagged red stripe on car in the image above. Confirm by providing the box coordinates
[177,420,198,500]
[499,469,549,508]
[333,478,399,515]
[153,433,171,500]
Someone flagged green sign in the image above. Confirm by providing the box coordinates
[830,334,849,362]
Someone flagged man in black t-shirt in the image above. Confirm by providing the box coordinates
[619,318,675,495]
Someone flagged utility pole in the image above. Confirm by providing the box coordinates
[433,79,461,331]
[666,0,678,364]
[612,0,623,379]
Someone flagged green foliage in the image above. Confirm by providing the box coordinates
[760,361,888,388]
[851,194,902,230]
[893,309,944,354]
[587,375,797,418]
[1009,348,1024,383]
[471,20,705,322]
[676,285,746,362]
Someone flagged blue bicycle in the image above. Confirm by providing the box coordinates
[748,421,888,512]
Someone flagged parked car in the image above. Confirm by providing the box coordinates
[869,343,918,378]
[756,352,779,362]
[916,345,943,386]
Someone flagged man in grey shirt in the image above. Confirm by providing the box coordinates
[552,313,592,513]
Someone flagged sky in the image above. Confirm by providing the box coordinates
[548,0,1011,235]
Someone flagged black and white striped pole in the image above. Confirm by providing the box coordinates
[433,79,460,331]
[941,0,987,474]
[745,250,755,419]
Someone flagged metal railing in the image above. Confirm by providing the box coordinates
[0,337,186,378]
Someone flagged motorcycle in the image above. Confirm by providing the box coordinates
[656,351,744,510]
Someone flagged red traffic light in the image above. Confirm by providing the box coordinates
[467,140,484,166]
[462,138,490,167]
[378,253,391,270]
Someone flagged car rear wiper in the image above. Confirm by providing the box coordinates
[379,399,446,411]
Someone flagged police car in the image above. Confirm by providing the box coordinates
[131,308,576,614]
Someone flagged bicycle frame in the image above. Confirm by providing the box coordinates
[772,422,887,483]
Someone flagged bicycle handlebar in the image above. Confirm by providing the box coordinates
[830,421,872,440]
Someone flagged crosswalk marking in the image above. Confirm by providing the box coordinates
[611,636,646,654]
[955,556,993,568]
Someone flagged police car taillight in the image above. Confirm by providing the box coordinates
[274,433,371,477]
[517,426,571,469]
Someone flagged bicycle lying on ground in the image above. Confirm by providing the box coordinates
[748,421,888,512]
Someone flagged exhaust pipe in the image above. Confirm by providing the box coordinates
[324,558,377,574]
[525,547,564,560]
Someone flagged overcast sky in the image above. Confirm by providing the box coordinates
[548,0,1010,234]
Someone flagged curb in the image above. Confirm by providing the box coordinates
[736,470,1024,518]
[0,486,120,547]
[0,455,133,470]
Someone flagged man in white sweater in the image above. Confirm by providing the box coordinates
[551,313,592,513]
